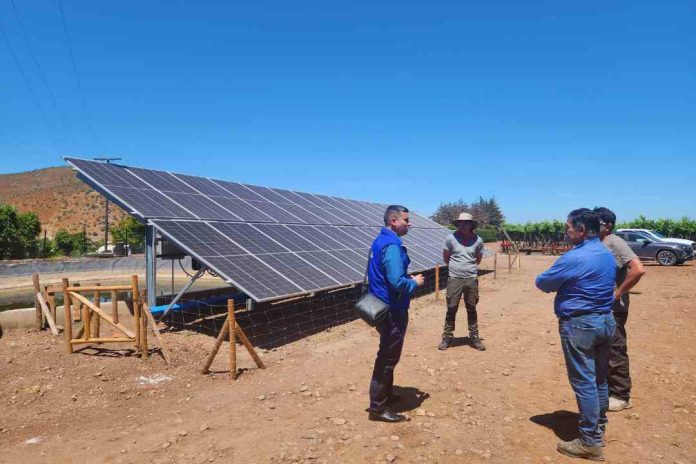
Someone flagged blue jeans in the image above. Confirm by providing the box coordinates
[559,313,616,447]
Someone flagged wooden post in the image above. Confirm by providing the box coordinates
[73,282,82,321]
[36,292,59,335]
[32,274,43,330]
[45,286,57,327]
[493,252,497,279]
[131,275,141,354]
[229,300,236,380]
[93,283,101,340]
[140,299,148,359]
[508,250,512,272]
[142,301,171,365]
[517,251,521,271]
[202,315,230,374]
[111,290,119,324]
[62,278,73,353]
[82,289,91,341]
[435,264,440,300]
[235,325,266,370]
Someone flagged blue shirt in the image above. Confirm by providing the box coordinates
[383,244,419,295]
[535,237,616,318]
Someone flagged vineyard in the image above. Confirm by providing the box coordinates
[500,216,696,255]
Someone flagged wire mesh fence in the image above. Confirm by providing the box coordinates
[157,266,449,350]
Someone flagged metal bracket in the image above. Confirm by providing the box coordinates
[156,268,206,322]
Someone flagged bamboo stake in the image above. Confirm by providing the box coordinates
[69,293,136,338]
[201,315,230,374]
[140,299,148,359]
[111,290,119,324]
[493,252,497,280]
[45,286,57,327]
[36,292,59,335]
[435,264,440,300]
[32,274,43,330]
[93,284,101,340]
[131,275,141,354]
[73,283,82,321]
[235,325,265,369]
[65,285,133,292]
[82,291,91,341]
[229,300,236,379]
[62,278,73,353]
[70,337,134,344]
[143,303,171,365]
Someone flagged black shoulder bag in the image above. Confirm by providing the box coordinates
[354,249,390,326]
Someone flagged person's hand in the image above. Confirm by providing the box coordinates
[614,289,622,300]
[412,274,425,287]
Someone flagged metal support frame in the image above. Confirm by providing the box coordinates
[146,225,157,308]
[156,268,206,322]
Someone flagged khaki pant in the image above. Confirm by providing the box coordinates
[443,277,479,338]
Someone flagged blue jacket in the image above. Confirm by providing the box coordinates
[368,227,418,313]
[535,237,616,318]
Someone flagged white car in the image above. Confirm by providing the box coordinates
[616,228,696,251]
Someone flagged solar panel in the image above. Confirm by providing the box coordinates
[66,157,452,302]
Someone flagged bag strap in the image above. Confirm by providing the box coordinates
[361,248,372,294]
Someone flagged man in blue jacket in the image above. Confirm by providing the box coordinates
[367,205,424,422]
[536,208,617,461]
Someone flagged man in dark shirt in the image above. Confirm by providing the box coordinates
[594,207,646,412]
[536,208,616,461]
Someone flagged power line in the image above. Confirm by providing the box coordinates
[0,18,51,125]
[9,0,61,113]
[57,0,88,112]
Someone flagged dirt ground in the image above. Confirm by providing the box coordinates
[1,253,694,464]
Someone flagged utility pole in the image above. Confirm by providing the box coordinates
[93,157,121,252]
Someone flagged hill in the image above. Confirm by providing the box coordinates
[0,166,127,239]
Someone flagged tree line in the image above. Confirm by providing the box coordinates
[504,216,696,241]
[0,203,145,259]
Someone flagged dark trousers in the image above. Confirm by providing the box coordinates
[608,311,631,400]
[443,277,479,338]
[369,311,408,412]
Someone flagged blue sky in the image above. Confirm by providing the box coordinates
[1,1,694,223]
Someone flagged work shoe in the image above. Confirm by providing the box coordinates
[470,334,486,351]
[557,438,605,461]
[608,396,633,412]
[368,408,407,423]
[438,336,452,351]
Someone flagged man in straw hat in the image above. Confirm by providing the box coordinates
[438,212,486,351]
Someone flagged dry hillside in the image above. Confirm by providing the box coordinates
[0,166,127,239]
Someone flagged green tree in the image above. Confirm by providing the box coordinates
[0,204,42,259]
[111,216,145,250]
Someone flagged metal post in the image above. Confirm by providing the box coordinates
[104,199,109,251]
[146,225,157,308]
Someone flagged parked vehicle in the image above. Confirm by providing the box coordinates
[614,231,694,266]
[616,228,696,251]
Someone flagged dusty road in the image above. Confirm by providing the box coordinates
[1,254,694,463]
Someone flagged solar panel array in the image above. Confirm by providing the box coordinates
[66,157,451,302]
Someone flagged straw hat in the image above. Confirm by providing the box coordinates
[452,212,478,228]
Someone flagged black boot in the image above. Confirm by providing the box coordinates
[368,408,407,422]
[438,335,452,351]
[470,332,486,351]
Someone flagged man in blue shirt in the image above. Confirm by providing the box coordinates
[367,205,424,422]
[536,208,617,461]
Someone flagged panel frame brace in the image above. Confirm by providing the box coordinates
[155,267,206,323]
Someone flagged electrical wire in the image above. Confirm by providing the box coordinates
[57,0,88,112]
[9,0,61,113]
[178,258,195,278]
[0,18,51,125]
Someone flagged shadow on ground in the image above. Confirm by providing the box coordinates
[530,410,580,441]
